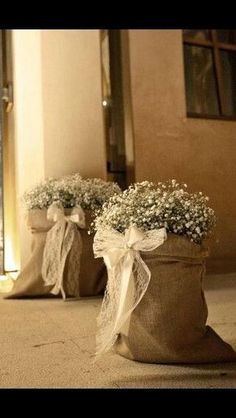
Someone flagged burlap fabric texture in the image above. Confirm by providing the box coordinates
[5,209,106,299]
[115,233,236,363]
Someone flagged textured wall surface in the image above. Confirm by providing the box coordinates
[128,30,236,272]
[12,30,106,268]
[41,30,106,179]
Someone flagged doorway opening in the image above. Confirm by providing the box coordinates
[101,29,135,190]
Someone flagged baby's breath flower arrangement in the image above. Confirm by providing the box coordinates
[22,173,121,211]
[93,179,216,244]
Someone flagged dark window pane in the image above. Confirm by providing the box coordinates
[220,50,236,116]
[216,30,236,44]
[183,30,211,41]
[184,45,220,116]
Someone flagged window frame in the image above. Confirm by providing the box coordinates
[183,29,236,121]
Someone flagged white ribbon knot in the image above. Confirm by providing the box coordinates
[93,225,167,356]
[42,203,85,299]
[47,202,86,228]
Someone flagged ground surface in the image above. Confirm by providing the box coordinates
[0,274,236,388]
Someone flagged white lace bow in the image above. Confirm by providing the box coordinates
[42,203,86,299]
[93,225,167,356]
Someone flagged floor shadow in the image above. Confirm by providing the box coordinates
[176,361,236,372]
[111,366,236,388]
[204,273,236,290]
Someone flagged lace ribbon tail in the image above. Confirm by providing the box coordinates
[42,220,75,300]
[95,253,151,357]
[94,226,167,358]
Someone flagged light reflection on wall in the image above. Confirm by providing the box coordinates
[4,234,19,274]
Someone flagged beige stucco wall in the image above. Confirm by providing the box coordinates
[11,29,106,268]
[9,29,235,273]
[128,29,236,272]
[12,30,45,269]
[41,30,106,179]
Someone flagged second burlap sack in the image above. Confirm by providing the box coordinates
[5,209,106,299]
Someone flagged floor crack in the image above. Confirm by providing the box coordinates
[33,340,65,348]
[70,339,92,356]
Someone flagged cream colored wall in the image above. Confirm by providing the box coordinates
[12,29,235,273]
[41,30,106,179]
[12,29,106,268]
[12,30,45,268]
[128,29,236,273]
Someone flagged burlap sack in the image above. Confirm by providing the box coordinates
[115,233,236,363]
[5,209,106,299]
[75,211,107,296]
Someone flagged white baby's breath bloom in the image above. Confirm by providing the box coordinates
[93,179,216,245]
[22,173,121,211]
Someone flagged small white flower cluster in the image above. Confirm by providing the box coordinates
[93,179,216,244]
[22,173,121,211]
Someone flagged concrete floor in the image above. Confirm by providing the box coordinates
[0,273,236,388]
